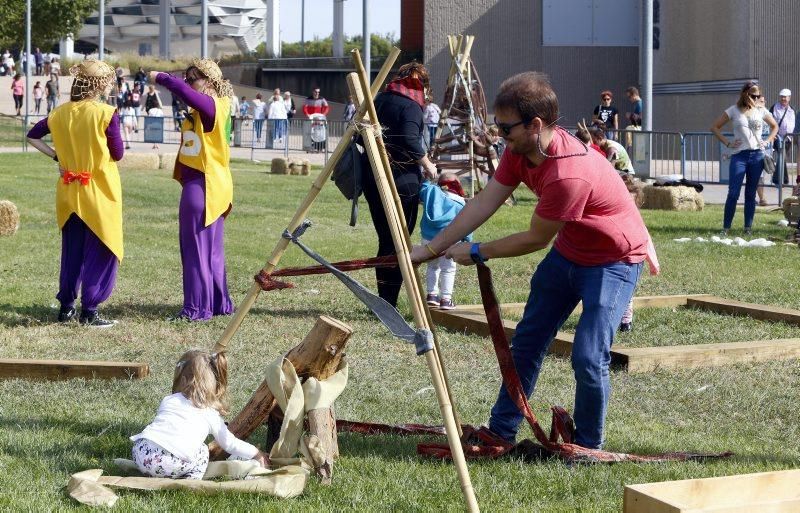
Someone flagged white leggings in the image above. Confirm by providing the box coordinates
[422,238,457,298]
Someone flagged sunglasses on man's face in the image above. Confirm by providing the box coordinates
[494,117,528,136]
[602,97,611,101]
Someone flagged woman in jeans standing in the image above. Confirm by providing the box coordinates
[711,81,778,236]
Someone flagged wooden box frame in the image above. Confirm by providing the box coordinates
[431,294,800,373]
[623,468,800,512]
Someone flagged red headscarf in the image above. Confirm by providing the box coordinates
[385,76,426,108]
[438,177,466,198]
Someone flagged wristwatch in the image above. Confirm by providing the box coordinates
[470,243,487,264]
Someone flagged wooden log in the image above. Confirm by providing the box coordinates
[209,316,352,463]
[307,407,337,484]
[0,358,148,381]
[687,296,800,326]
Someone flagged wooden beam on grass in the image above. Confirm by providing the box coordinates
[452,294,715,317]
[687,296,800,326]
[0,358,149,381]
[431,309,800,373]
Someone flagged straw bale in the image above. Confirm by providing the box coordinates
[0,200,20,236]
[783,196,800,224]
[159,153,178,171]
[642,185,704,211]
[271,158,289,174]
[299,159,311,176]
[117,153,160,170]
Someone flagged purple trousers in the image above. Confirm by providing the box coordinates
[57,214,118,312]
[178,167,233,320]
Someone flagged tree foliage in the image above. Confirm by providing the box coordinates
[0,0,96,49]
[274,33,399,58]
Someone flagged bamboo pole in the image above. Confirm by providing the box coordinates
[212,48,400,353]
[348,52,479,513]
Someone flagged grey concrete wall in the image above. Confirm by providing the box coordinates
[423,0,638,126]
[752,0,800,112]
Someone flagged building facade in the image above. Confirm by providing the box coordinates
[422,0,800,132]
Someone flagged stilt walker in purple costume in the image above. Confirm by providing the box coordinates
[26,59,125,327]
[149,60,235,321]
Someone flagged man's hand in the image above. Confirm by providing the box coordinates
[445,241,474,266]
[148,70,161,84]
[422,161,438,181]
[410,244,436,264]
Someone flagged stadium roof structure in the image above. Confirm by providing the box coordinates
[80,0,268,54]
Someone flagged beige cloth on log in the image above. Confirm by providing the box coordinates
[68,355,349,507]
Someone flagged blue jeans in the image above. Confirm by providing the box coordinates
[272,119,287,140]
[254,119,264,140]
[488,249,642,449]
[723,149,763,230]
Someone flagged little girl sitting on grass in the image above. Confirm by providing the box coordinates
[420,173,472,310]
[130,349,269,479]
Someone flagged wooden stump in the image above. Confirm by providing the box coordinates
[209,316,352,483]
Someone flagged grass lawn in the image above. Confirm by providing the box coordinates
[0,152,799,511]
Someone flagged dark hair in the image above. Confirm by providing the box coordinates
[575,128,592,144]
[493,72,559,125]
[184,65,207,84]
[625,86,639,96]
[737,81,760,110]
[588,124,606,142]
[396,61,430,92]
[255,93,262,100]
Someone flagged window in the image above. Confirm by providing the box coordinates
[542,0,640,47]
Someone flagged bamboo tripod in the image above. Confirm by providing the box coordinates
[432,35,482,197]
[211,49,480,512]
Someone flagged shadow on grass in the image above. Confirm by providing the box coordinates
[0,303,56,327]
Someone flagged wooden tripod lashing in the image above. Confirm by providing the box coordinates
[348,50,479,513]
[209,315,351,484]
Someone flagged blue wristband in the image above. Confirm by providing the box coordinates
[470,243,487,264]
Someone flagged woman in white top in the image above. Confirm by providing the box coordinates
[711,81,778,235]
[131,349,268,479]
[251,93,266,141]
[267,89,288,143]
[120,100,136,150]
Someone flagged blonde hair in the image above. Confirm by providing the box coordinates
[172,349,230,415]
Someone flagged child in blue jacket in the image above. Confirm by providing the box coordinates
[420,173,472,309]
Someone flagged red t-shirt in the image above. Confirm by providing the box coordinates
[493,127,648,266]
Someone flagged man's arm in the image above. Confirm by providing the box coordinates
[445,213,563,265]
[410,178,515,263]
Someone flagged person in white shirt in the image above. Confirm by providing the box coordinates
[769,88,795,185]
[711,81,778,236]
[131,349,269,479]
[251,93,267,141]
[267,88,288,144]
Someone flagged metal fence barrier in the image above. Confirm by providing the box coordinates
[4,114,797,191]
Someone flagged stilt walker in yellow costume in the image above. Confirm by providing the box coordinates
[149,60,234,321]
[26,59,125,328]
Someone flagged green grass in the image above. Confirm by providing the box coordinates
[1,153,799,511]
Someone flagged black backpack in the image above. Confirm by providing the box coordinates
[331,137,367,226]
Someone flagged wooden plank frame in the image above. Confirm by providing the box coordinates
[0,358,149,381]
[432,294,800,373]
[623,468,800,512]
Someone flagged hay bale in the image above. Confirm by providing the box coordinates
[159,152,178,171]
[288,159,301,175]
[0,200,20,236]
[783,196,800,224]
[271,158,289,174]
[299,159,311,176]
[642,185,704,211]
[117,152,160,170]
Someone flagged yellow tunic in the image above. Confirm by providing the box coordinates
[176,96,233,226]
[49,100,123,261]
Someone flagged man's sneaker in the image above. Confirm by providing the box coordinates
[439,297,456,310]
[79,311,117,328]
[57,306,76,323]
[426,294,440,307]
[619,322,633,333]
[744,228,753,237]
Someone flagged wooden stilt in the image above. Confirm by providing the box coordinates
[349,50,480,513]
[209,316,352,471]
[211,48,400,354]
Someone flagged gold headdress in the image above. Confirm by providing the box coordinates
[190,58,234,98]
[69,59,116,101]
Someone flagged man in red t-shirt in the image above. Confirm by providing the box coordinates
[411,72,651,449]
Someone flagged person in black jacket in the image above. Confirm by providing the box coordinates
[363,62,438,307]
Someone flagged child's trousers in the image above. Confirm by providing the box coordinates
[422,238,457,298]
[132,438,209,480]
